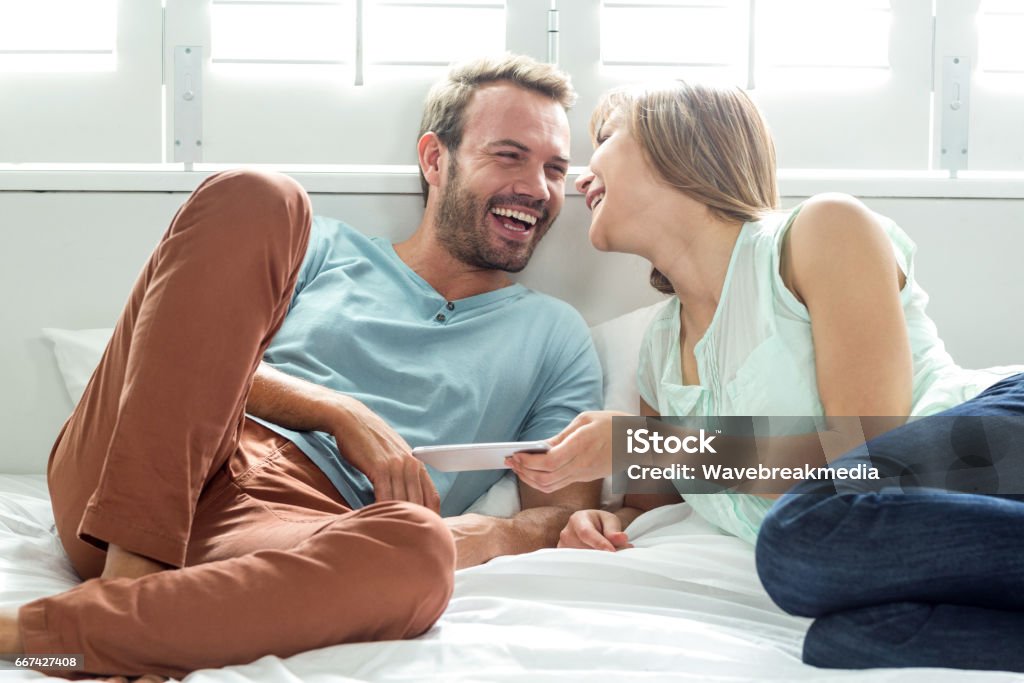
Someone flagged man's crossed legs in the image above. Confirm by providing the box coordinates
[0,170,454,678]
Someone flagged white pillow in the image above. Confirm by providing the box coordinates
[589,301,667,413]
[464,470,520,517]
[41,327,113,406]
[587,301,667,510]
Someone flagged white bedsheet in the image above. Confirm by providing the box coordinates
[0,474,1018,683]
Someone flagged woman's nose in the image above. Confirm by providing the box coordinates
[575,168,594,194]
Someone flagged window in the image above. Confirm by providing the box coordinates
[598,0,891,85]
[0,0,117,72]
[210,1,355,66]
[367,1,505,67]
[559,0,929,170]
[208,0,505,71]
[977,0,1024,74]
[601,1,748,83]
[756,0,890,76]
[0,0,161,163]
[201,0,506,163]
[944,0,1024,172]
[2,0,1023,174]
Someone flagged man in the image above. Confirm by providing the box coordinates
[0,54,602,678]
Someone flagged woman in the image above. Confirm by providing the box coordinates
[507,81,1024,671]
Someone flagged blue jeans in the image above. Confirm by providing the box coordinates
[756,373,1024,672]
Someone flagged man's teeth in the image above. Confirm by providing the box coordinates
[490,207,537,226]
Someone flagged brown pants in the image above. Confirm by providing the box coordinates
[19,170,455,678]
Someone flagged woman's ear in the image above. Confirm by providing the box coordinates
[418,132,444,189]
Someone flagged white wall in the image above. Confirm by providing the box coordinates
[843,196,1024,368]
[1,182,1023,473]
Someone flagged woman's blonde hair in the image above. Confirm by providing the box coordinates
[591,82,780,294]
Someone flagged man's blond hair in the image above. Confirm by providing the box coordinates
[418,53,576,203]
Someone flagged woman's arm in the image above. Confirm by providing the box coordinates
[787,193,913,430]
[621,398,684,510]
[678,194,914,494]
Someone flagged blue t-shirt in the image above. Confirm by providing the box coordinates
[250,216,603,516]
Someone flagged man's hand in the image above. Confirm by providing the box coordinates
[557,509,632,551]
[248,363,440,513]
[442,478,603,570]
[328,395,440,513]
[444,513,505,569]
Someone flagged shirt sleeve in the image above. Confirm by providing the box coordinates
[517,310,603,442]
[287,215,328,312]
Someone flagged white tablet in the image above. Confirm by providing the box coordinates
[411,440,551,472]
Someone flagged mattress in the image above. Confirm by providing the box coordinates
[0,474,1017,682]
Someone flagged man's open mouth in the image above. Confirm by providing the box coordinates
[490,206,538,234]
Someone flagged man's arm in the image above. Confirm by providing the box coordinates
[248,362,440,512]
[444,478,601,569]
[249,361,359,434]
[443,303,605,568]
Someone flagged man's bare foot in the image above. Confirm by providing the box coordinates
[0,608,24,655]
[100,544,171,580]
[4,608,165,681]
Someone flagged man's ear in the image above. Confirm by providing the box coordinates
[418,132,445,189]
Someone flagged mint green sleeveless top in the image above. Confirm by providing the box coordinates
[637,204,1024,544]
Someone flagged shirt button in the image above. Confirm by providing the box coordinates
[435,313,446,322]
[446,302,455,311]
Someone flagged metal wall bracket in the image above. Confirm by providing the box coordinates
[547,2,559,65]
[174,46,204,165]
[940,56,970,177]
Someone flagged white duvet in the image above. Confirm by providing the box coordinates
[0,474,1018,683]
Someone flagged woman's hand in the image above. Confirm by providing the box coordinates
[506,410,629,494]
[557,509,632,551]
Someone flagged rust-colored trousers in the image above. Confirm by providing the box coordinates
[19,170,455,678]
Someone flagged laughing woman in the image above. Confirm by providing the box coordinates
[506,81,1024,672]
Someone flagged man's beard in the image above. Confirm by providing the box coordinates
[435,158,553,273]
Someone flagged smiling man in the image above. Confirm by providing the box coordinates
[0,54,602,678]
[424,89,567,273]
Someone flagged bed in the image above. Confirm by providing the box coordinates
[2,307,1021,682]
[1,472,1019,682]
